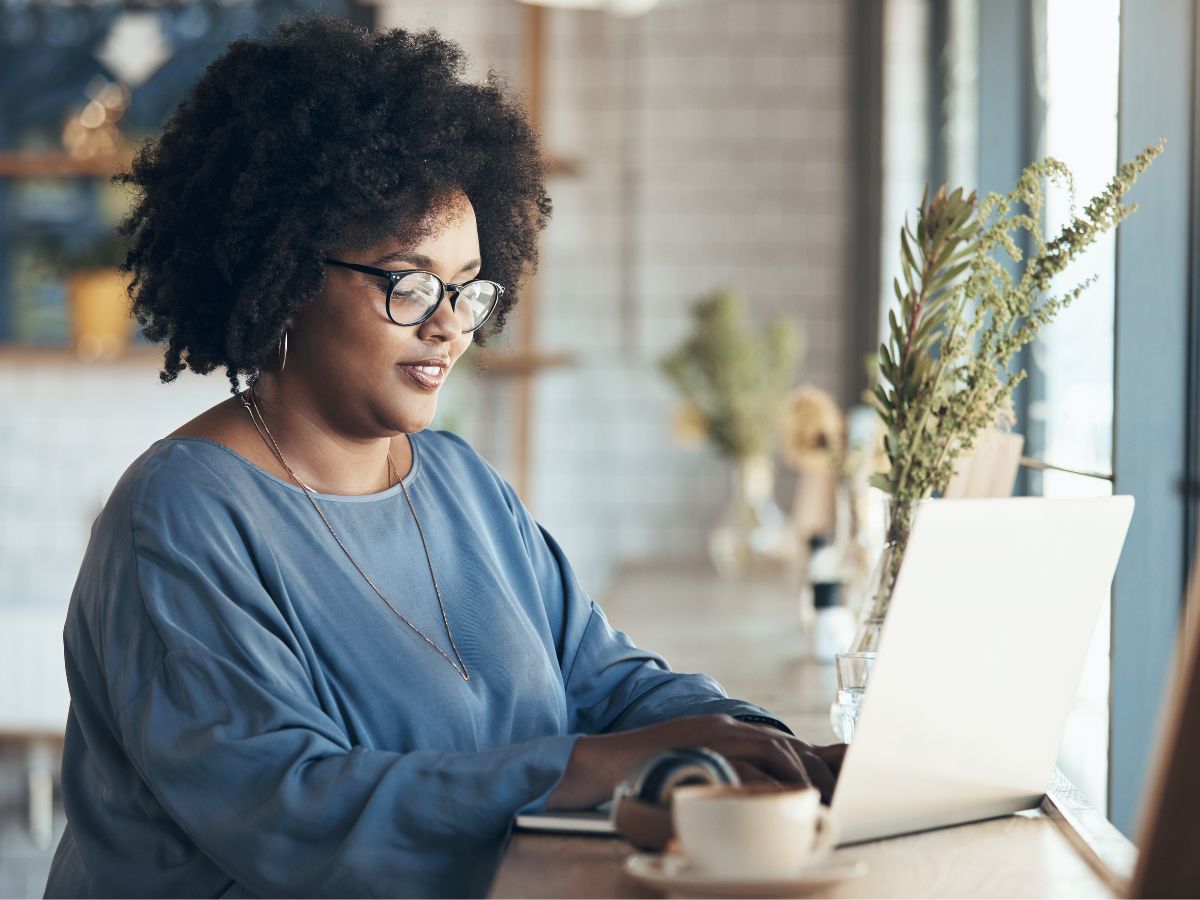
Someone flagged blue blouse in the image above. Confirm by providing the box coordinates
[44,431,784,898]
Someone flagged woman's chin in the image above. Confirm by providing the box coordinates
[390,403,437,435]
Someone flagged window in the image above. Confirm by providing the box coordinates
[1034,0,1122,816]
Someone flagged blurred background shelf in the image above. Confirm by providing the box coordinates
[0,152,134,179]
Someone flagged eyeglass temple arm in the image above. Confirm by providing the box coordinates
[324,258,392,279]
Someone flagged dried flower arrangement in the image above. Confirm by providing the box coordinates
[856,141,1163,645]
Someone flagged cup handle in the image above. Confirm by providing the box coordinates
[811,807,840,859]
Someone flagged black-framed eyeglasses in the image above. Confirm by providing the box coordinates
[324,257,504,333]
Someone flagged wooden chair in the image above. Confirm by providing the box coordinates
[1128,526,1200,897]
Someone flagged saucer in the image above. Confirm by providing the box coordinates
[623,851,868,898]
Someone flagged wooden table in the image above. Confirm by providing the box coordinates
[491,563,1134,898]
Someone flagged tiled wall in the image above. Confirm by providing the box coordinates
[0,0,854,614]
[0,364,226,612]
[413,0,855,594]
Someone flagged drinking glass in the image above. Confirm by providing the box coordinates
[830,651,876,743]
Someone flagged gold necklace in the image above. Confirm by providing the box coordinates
[240,387,470,681]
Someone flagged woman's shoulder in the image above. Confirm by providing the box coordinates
[103,436,269,544]
[414,429,517,502]
[414,428,495,479]
[132,434,263,492]
[415,427,484,466]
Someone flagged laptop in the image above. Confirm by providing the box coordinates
[831,495,1133,843]
[517,496,1134,843]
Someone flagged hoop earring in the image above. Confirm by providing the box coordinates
[277,329,288,372]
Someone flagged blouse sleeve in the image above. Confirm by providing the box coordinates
[114,471,579,899]
[547,529,789,734]
[493,474,791,736]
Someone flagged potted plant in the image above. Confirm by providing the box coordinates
[662,288,801,578]
[854,142,1163,654]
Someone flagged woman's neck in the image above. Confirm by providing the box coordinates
[248,375,403,495]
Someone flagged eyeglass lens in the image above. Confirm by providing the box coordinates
[389,272,498,330]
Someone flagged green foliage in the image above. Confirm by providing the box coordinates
[872,142,1163,505]
[661,288,802,460]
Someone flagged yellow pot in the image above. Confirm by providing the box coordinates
[67,268,133,361]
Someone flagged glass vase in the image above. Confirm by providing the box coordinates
[847,498,917,652]
[708,455,793,579]
[829,498,917,741]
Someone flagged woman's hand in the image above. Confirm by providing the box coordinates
[544,714,847,810]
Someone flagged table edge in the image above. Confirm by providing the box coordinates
[1042,769,1138,895]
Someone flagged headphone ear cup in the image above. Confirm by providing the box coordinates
[634,746,740,803]
[611,747,740,850]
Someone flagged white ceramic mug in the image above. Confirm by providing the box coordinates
[670,783,838,879]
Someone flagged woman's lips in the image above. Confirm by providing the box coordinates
[398,364,446,390]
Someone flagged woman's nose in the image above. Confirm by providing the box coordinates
[416,290,462,341]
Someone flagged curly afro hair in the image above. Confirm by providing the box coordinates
[117,15,552,392]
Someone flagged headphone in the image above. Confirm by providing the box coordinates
[610,746,740,850]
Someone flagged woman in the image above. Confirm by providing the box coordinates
[45,17,841,899]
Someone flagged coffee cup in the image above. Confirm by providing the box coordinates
[670,783,837,879]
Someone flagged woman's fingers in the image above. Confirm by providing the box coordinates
[715,721,842,801]
[797,748,837,804]
[726,730,814,787]
[743,740,835,804]
[730,760,781,786]
[811,742,848,777]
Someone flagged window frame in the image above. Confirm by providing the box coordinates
[1109,0,1200,838]
[960,0,1199,834]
